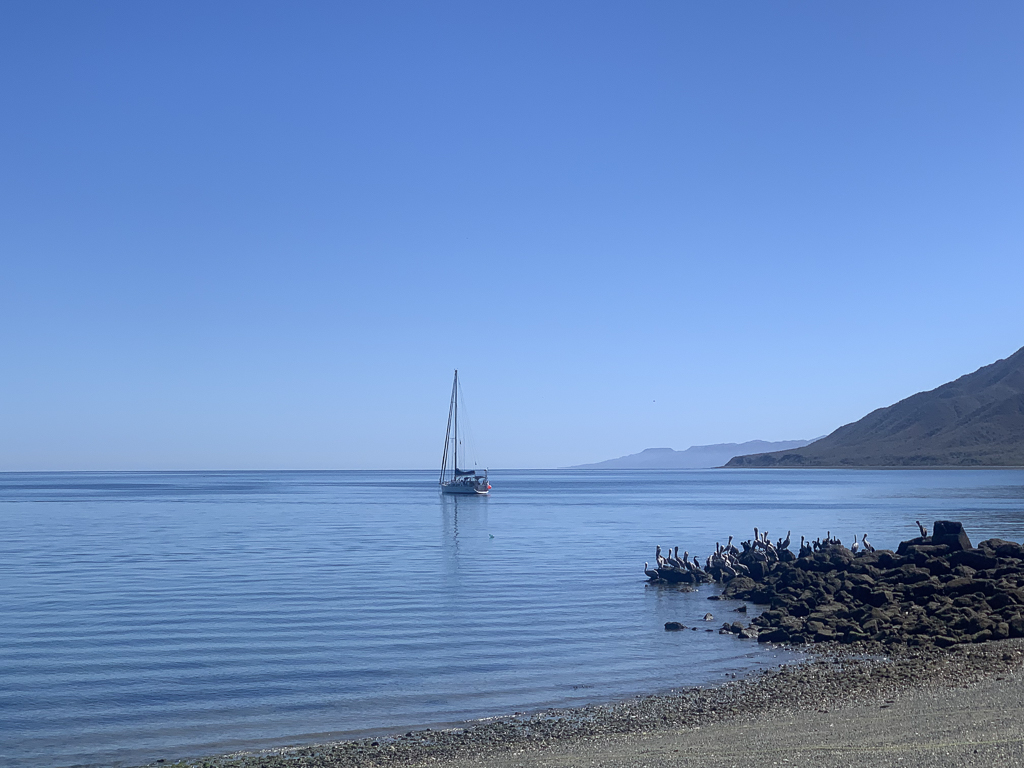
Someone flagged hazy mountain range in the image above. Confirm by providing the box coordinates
[727,344,1024,468]
[570,439,815,470]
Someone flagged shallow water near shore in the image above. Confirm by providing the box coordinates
[1,468,1022,767]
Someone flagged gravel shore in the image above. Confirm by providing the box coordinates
[160,638,1024,768]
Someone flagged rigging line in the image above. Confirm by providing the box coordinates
[457,375,481,468]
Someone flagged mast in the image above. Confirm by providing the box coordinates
[440,370,457,484]
[453,369,458,474]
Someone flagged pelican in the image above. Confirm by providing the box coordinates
[916,520,928,538]
[656,545,665,567]
[851,535,859,554]
[862,533,874,552]
[781,531,791,550]
[644,562,660,580]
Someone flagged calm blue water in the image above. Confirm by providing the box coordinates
[2,469,1023,768]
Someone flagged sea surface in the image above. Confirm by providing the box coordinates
[2,469,1023,768]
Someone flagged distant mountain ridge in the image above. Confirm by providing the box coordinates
[726,345,1024,468]
[570,439,814,470]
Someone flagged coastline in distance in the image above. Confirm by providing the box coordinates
[568,439,815,470]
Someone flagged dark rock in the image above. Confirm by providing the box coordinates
[865,589,895,607]
[656,567,704,585]
[664,622,685,631]
[979,539,1024,559]
[897,537,928,555]
[988,592,1015,610]
[911,581,939,599]
[721,577,756,598]
[932,520,972,551]
[873,551,900,569]
[789,601,811,617]
[945,577,985,597]
[902,544,952,564]
[950,549,999,571]
[850,584,872,603]
[952,564,978,579]
[748,561,768,580]
[897,565,932,583]
[756,627,789,643]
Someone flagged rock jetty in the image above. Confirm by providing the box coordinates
[650,521,1024,648]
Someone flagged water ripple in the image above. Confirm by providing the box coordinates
[1,468,1022,767]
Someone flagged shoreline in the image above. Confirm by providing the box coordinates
[157,639,1024,768]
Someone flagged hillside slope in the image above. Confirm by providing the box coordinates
[726,345,1024,467]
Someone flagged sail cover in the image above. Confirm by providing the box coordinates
[454,468,478,476]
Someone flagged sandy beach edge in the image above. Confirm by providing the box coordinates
[151,638,1024,768]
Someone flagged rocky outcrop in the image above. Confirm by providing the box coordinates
[715,523,1024,647]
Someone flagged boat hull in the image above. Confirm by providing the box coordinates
[440,483,489,495]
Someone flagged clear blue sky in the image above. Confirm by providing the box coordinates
[1,1,1021,470]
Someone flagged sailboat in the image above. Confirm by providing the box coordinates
[439,370,490,495]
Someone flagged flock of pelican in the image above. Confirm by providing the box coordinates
[798,531,875,557]
[645,527,875,583]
